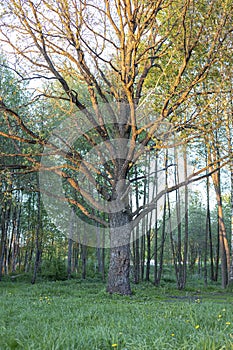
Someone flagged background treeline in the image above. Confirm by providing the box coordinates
[0,58,232,288]
[0,166,232,287]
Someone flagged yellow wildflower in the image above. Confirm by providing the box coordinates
[112,344,117,348]
[195,325,200,329]
[226,322,231,325]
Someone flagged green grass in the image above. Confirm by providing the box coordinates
[0,279,233,349]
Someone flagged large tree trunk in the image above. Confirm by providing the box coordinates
[107,211,132,295]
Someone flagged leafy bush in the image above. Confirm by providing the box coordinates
[40,258,67,281]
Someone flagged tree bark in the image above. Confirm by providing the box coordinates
[225,105,233,285]
[31,177,42,285]
[158,197,166,285]
[207,128,230,287]
[67,238,73,280]
[81,244,87,280]
[206,166,215,281]
[212,168,230,288]
[229,168,233,284]
[153,152,159,286]
[107,211,131,295]
[133,166,140,284]
[67,209,74,279]
[0,201,11,280]
[133,226,140,284]
[145,228,151,282]
[183,146,189,288]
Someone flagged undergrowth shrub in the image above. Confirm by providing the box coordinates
[40,258,67,281]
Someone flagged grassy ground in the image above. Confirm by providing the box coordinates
[0,278,233,350]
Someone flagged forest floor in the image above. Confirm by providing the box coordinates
[0,278,233,350]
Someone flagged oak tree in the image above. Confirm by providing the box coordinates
[0,0,232,294]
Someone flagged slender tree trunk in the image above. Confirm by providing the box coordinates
[204,152,209,286]
[0,206,7,281]
[218,199,229,288]
[140,232,145,281]
[73,242,79,273]
[153,152,159,286]
[183,146,189,288]
[141,161,149,282]
[102,227,105,281]
[31,177,42,285]
[4,239,9,276]
[81,244,87,279]
[133,165,140,284]
[101,249,105,281]
[212,168,230,288]
[146,152,160,282]
[206,170,214,281]
[204,204,209,286]
[159,150,169,284]
[207,132,230,287]
[67,238,73,280]
[25,195,33,273]
[67,210,74,279]
[133,226,140,284]
[24,250,29,273]
[214,213,220,282]
[0,202,10,280]
[225,108,233,284]
[229,168,233,284]
[167,152,179,286]
[8,206,15,273]
[80,222,88,279]
[107,211,131,295]
[12,202,21,273]
[145,228,151,281]
[81,245,87,280]
[157,196,166,285]
[168,193,179,284]
[96,224,103,274]
[154,224,158,285]
[198,250,202,277]
[145,154,152,282]
[174,148,184,289]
